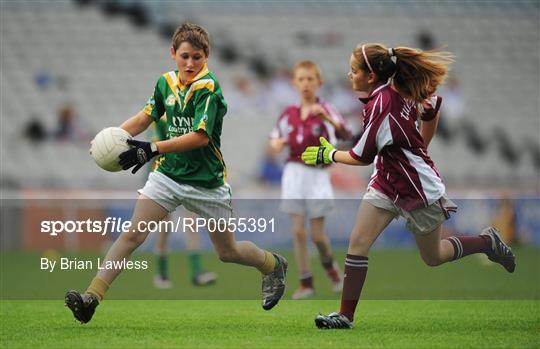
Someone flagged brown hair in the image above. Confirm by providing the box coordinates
[172,22,210,56]
[353,43,453,102]
[292,60,322,81]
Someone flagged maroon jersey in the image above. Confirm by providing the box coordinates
[350,81,444,211]
[270,99,350,163]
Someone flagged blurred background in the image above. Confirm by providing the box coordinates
[0,0,538,299]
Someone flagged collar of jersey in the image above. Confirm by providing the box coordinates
[177,64,209,91]
[358,79,391,104]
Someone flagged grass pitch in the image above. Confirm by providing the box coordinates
[1,248,538,348]
[1,300,538,348]
[2,248,538,300]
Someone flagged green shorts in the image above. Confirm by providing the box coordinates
[363,187,457,235]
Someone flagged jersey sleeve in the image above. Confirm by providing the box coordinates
[142,77,166,122]
[192,89,220,136]
[269,110,289,139]
[420,95,442,121]
[349,96,393,164]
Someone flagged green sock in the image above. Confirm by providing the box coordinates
[156,254,168,279]
[189,252,202,278]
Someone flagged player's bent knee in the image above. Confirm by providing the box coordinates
[421,254,443,267]
[425,260,441,267]
[217,249,239,263]
[348,235,373,255]
[121,231,147,247]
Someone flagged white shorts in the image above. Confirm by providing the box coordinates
[280,162,334,218]
[363,187,457,235]
[138,171,233,220]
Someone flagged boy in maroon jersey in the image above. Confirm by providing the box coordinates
[269,61,351,299]
[301,43,515,329]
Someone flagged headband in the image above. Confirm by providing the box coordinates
[361,45,373,73]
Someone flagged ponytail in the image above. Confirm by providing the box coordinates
[353,43,454,103]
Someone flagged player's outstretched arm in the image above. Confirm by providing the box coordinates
[301,137,368,166]
[333,150,368,166]
[120,111,154,137]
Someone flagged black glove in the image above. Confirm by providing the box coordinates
[119,139,159,174]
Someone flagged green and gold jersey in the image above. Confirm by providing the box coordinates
[143,65,228,188]
[149,116,168,142]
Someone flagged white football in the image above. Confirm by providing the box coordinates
[90,127,132,172]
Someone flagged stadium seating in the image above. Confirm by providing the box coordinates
[1,0,538,190]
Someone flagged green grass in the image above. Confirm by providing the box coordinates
[1,300,538,348]
[1,248,539,348]
[1,248,538,299]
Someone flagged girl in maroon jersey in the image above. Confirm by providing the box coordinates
[269,61,351,299]
[301,43,516,329]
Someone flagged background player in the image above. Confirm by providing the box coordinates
[65,22,287,324]
[150,118,217,288]
[269,61,351,299]
[153,211,218,288]
[301,43,516,329]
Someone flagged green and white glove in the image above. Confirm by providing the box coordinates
[301,137,337,166]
